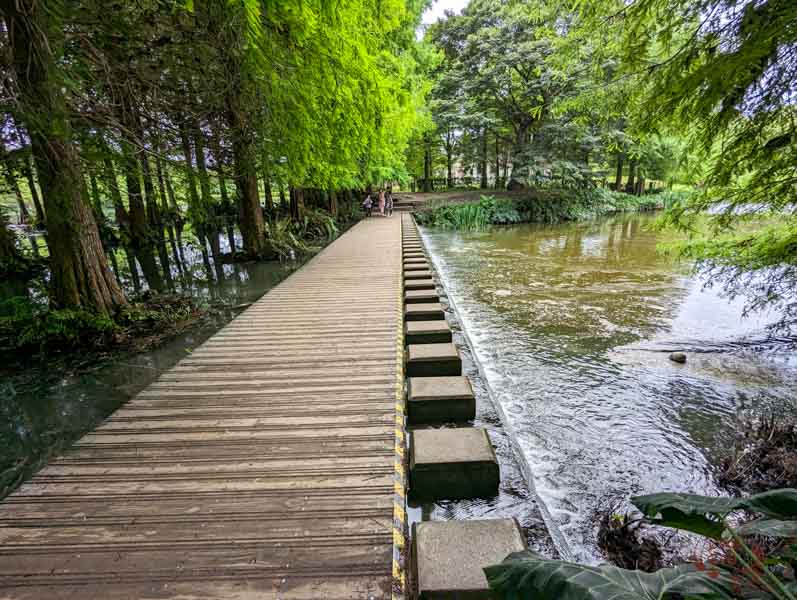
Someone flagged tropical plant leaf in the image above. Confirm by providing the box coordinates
[485,551,739,600]
[632,489,797,538]
[736,519,797,539]
[740,489,797,519]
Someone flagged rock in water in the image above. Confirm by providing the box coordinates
[669,352,687,364]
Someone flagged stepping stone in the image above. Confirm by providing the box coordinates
[409,427,499,500]
[404,246,424,252]
[405,289,439,304]
[405,278,436,291]
[406,342,461,376]
[404,252,426,258]
[405,270,433,280]
[404,257,427,264]
[407,376,475,424]
[405,302,445,322]
[405,320,452,345]
[405,263,430,272]
[412,519,525,599]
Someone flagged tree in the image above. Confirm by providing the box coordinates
[2,0,126,314]
[577,0,797,330]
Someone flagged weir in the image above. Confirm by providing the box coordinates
[0,217,406,599]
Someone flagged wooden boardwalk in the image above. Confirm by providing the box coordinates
[0,217,406,600]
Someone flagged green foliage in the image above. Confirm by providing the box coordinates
[486,488,797,600]
[264,219,310,260]
[294,208,339,241]
[417,189,675,230]
[0,294,200,355]
[0,297,116,353]
[571,0,797,330]
[486,551,739,600]
[416,195,521,229]
[659,218,797,331]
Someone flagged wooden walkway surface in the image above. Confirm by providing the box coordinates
[0,217,405,600]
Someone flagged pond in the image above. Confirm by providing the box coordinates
[421,212,797,563]
[0,247,309,498]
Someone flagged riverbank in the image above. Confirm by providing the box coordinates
[413,188,688,229]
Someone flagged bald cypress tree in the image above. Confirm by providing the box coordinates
[2,0,127,314]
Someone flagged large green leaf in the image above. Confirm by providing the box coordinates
[632,489,797,539]
[485,551,740,600]
[736,519,797,539]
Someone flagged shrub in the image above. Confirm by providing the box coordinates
[0,297,117,353]
[295,208,338,240]
[417,195,522,230]
[265,219,309,260]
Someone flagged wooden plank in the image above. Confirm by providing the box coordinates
[0,216,404,600]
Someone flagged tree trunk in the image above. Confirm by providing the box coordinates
[4,161,31,224]
[614,154,624,191]
[120,138,163,292]
[262,171,273,220]
[480,130,488,189]
[279,184,287,214]
[191,123,223,277]
[494,135,500,188]
[4,2,126,314]
[446,150,453,189]
[329,190,338,218]
[223,80,266,256]
[289,186,301,222]
[625,159,637,194]
[208,130,236,255]
[0,210,21,265]
[141,154,173,289]
[23,154,45,226]
[508,123,530,190]
[423,138,432,193]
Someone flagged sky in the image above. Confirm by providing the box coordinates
[418,0,469,38]
[421,0,469,24]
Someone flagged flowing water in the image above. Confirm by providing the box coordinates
[421,213,797,563]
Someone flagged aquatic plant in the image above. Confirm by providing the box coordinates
[486,488,797,600]
[417,195,522,230]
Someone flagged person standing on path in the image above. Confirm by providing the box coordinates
[378,189,385,216]
[362,193,373,217]
[385,189,393,217]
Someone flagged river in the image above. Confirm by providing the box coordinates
[421,212,797,563]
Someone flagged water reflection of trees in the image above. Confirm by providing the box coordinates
[448,215,687,359]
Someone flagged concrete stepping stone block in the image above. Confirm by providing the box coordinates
[409,427,499,500]
[412,519,525,599]
[405,302,445,322]
[405,320,452,345]
[405,289,440,305]
[407,376,475,424]
[404,252,426,258]
[405,278,436,291]
[406,342,461,376]
[405,270,433,280]
[404,257,427,264]
[405,263,430,272]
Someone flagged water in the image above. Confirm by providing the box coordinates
[0,257,306,498]
[421,213,797,564]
